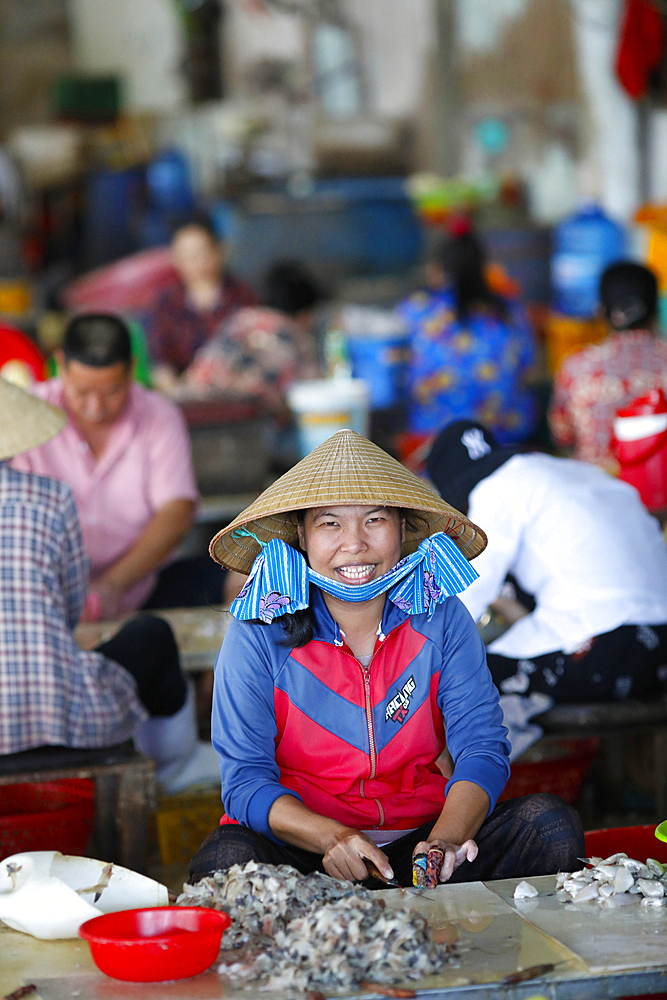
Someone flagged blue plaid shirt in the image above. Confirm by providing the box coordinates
[0,464,146,753]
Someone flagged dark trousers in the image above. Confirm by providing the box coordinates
[0,616,188,770]
[142,554,226,611]
[487,623,667,703]
[188,793,584,886]
[97,614,187,716]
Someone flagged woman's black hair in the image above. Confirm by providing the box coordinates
[433,230,508,323]
[274,506,429,649]
[599,261,658,330]
[278,606,317,648]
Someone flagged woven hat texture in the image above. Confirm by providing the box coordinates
[210,429,487,573]
[0,377,66,461]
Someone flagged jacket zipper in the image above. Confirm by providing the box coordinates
[362,665,377,779]
[341,643,385,826]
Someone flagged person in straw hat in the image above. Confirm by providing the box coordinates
[0,378,220,793]
[190,429,584,886]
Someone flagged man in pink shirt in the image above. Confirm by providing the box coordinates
[13,313,202,620]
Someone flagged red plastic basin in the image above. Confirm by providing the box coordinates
[79,907,230,982]
[584,825,667,864]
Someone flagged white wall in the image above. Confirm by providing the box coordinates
[343,0,435,118]
[224,0,305,74]
[456,0,528,53]
[649,110,667,203]
[68,0,186,111]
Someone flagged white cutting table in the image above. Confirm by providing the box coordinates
[3,875,667,1000]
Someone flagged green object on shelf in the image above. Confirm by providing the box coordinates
[127,318,152,387]
[54,75,121,123]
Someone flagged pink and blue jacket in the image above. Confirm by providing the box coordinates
[212,588,510,842]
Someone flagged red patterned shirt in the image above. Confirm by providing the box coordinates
[184,307,319,412]
[549,330,667,471]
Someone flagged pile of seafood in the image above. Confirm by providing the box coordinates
[176,861,449,991]
[556,853,667,907]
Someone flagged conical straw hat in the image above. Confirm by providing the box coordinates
[0,377,66,461]
[210,429,487,573]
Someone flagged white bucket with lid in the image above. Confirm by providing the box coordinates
[287,378,370,456]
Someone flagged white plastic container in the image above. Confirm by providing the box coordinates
[287,378,370,456]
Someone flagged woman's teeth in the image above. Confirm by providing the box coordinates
[337,565,375,581]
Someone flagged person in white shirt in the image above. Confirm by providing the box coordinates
[426,420,667,703]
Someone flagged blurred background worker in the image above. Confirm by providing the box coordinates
[0,378,218,794]
[398,219,538,448]
[426,419,667,704]
[181,260,323,412]
[11,313,209,620]
[549,262,667,472]
[148,216,257,393]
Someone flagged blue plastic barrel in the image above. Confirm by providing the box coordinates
[551,202,626,317]
[347,330,410,409]
[146,149,195,215]
[82,167,144,268]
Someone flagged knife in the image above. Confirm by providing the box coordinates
[362,859,401,887]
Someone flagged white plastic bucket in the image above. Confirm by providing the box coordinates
[287,378,370,456]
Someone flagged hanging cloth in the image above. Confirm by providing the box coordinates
[616,0,665,100]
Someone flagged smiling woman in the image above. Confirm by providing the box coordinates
[190,430,585,889]
[299,506,404,585]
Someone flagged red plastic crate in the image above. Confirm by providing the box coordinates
[498,737,600,805]
[0,779,95,858]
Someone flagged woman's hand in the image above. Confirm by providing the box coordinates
[323,828,394,883]
[413,837,478,884]
[268,796,394,883]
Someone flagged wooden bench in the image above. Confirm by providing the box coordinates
[535,698,667,821]
[0,742,155,873]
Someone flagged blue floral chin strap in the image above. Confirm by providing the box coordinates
[229,531,478,624]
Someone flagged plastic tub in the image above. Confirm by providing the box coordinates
[287,378,370,456]
[0,779,94,857]
[79,906,230,982]
[347,330,410,409]
[584,825,667,864]
[180,399,272,495]
[613,388,667,513]
[497,737,599,805]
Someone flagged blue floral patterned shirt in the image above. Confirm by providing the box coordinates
[397,287,538,444]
